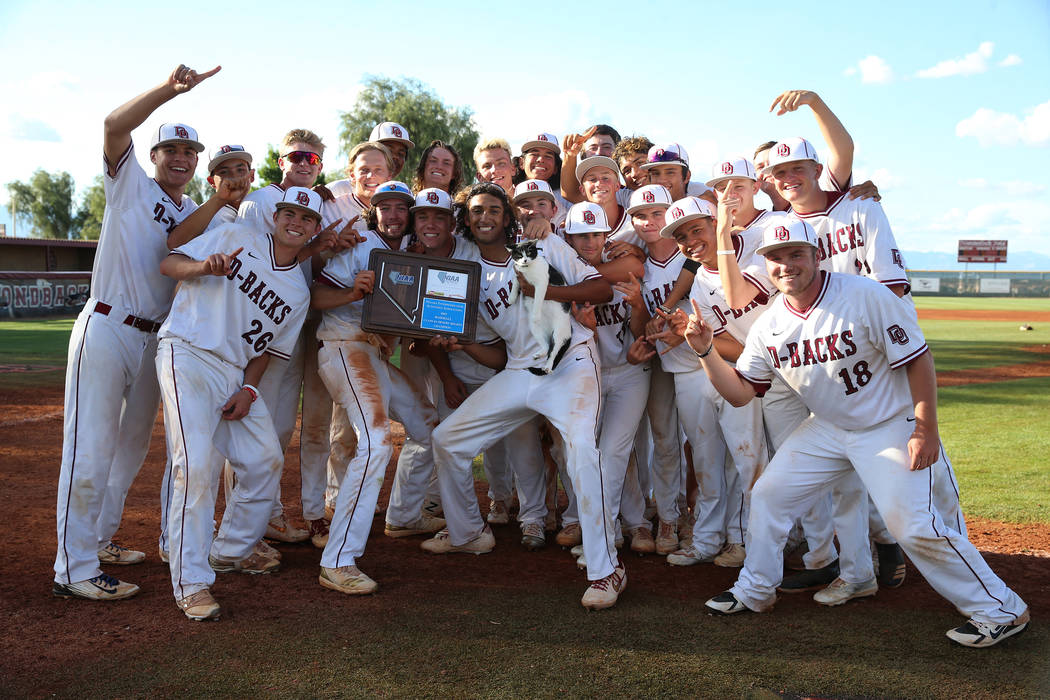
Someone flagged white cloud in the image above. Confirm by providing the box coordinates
[843,55,894,84]
[927,199,1050,252]
[853,167,905,190]
[917,41,994,78]
[955,100,1050,147]
[958,178,1046,196]
[998,54,1022,67]
[472,89,601,150]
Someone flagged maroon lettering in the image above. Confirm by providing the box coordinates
[841,329,857,356]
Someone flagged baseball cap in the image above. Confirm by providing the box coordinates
[369,122,414,149]
[275,187,323,220]
[627,184,673,214]
[150,123,204,153]
[207,144,253,173]
[755,219,819,256]
[564,202,611,235]
[512,179,556,204]
[370,181,415,205]
[758,137,820,174]
[411,187,453,213]
[706,156,757,187]
[659,197,715,239]
[640,143,689,171]
[520,133,560,155]
[574,155,625,185]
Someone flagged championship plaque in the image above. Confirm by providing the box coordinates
[361,249,481,342]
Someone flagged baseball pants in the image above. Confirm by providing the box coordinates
[646,362,684,524]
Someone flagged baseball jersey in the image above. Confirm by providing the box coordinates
[606,205,643,247]
[642,248,695,374]
[477,234,603,370]
[93,143,198,322]
[237,184,284,234]
[160,224,309,368]
[691,234,776,347]
[321,190,369,233]
[736,272,928,430]
[819,168,852,193]
[787,192,909,291]
[433,237,501,385]
[615,181,711,208]
[205,204,238,232]
[326,178,353,198]
[552,190,571,227]
[592,287,637,370]
[315,229,401,340]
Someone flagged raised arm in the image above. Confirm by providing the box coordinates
[714,189,760,309]
[103,64,220,171]
[159,246,241,281]
[559,127,596,204]
[770,90,853,189]
[683,299,757,407]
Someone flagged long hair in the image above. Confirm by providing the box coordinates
[411,140,464,196]
[455,182,519,246]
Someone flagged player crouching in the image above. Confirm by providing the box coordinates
[157,187,319,621]
[678,219,1029,648]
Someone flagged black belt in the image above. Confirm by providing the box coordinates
[94,302,162,334]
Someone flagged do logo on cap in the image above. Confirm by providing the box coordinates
[538,134,549,142]
[296,191,310,206]
[583,210,596,225]
[643,191,655,203]
[774,226,790,241]
[721,162,734,175]
[776,143,790,157]
[426,191,439,204]
[527,182,539,191]
[392,126,403,138]
[671,207,684,220]
[175,126,189,139]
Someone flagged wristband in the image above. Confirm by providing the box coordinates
[692,342,714,359]
[241,384,259,402]
[716,250,735,256]
[657,304,672,315]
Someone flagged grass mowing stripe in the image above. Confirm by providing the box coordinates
[914,296,1050,311]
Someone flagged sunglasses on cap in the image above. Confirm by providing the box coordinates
[649,150,684,164]
[282,151,322,166]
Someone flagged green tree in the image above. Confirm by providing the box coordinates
[183,175,211,205]
[5,169,77,238]
[74,175,106,240]
[338,76,480,183]
[256,146,330,188]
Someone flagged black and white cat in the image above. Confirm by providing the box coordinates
[506,240,572,375]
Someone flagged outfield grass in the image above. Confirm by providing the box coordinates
[914,296,1050,311]
[922,319,1050,372]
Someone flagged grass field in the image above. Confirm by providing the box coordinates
[914,296,1050,311]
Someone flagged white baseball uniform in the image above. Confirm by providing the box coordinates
[431,234,618,580]
[157,224,309,600]
[729,273,1026,625]
[54,143,197,585]
[314,230,441,569]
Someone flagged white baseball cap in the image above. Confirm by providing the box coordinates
[574,155,625,185]
[150,122,204,153]
[759,137,820,174]
[755,219,819,257]
[659,197,715,239]
[512,179,556,204]
[411,187,454,213]
[275,186,323,220]
[627,184,673,214]
[370,181,415,205]
[641,143,689,171]
[520,133,560,155]
[207,144,253,173]
[564,202,611,235]
[706,156,757,187]
[369,121,414,149]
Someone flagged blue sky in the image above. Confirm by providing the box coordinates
[1,0,1048,262]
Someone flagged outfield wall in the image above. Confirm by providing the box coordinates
[907,270,1050,297]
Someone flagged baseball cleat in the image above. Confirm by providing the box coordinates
[666,545,713,567]
[581,561,627,610]
[53,573,139,601]
[421,527,495,555]
[158,545,169,564]
[655,520,679,555]
[209,550,280,575]
[714,542,746,568]
[384,514,446,538]
[486,499,510,525]
[777,559,840,593]
[946,609,1030,648]
[627,527,656,555]
[813,577,878,606]
[705,591,750,615]
[97,542,146,566]
[265,515,309,543]
[422,500,444,519]
[520,522,546,550]
[875,542,907,589]
[555,523,582,548]
[319,566,378,595]
[178,589,221,621]
[308,518,330,548]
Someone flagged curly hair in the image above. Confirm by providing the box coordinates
[612,135,653,164]
[455,182,519,246]
[411,140,464,196]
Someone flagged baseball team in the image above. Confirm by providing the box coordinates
[51,63,1029,649]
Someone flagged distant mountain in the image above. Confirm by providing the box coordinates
[904,250,1050,271]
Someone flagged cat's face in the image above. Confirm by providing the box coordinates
[508,239,539,263]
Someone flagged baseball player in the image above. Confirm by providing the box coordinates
[473,137,516,195]
[421,183,626,610]
[612,136,655,191]
[574,156,639,246]
[640,143,714,204]
[370,121,414,178]
[311,181,445,595]
[411,140,465,195]
[52,63,217,602]
[516,133,571,226]
[157,186,318,620]
[688,220,1029,648]
[558,125,621,201]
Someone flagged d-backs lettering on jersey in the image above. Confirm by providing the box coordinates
[592,287,635,370]
[736,272,928,430]
[788,192,909,290]
[316,229,400,341]
[94,143,199,322]
[478,234,602,370]
[160,224,309,368]
[642,249,695,373]
[691,230,776,346]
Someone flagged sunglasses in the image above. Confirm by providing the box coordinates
[282,151,322,166]
[649,149,684,164]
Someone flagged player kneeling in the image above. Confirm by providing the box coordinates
[157,188,319,621]
[675,220,1029,648]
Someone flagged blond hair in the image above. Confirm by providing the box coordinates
[346,141,394,173]
[281,129,326,155]
[472,137,512,167]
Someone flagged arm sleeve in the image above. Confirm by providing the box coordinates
[237,194,275,234]
[102,143,146,209]
[735,325,775,394]
[861,280,928,369]
[861,201,910,290]
[318,248,360,289]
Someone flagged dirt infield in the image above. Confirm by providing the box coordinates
[2,384,1048,686]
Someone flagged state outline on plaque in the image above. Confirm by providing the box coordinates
[378,260,421,322]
